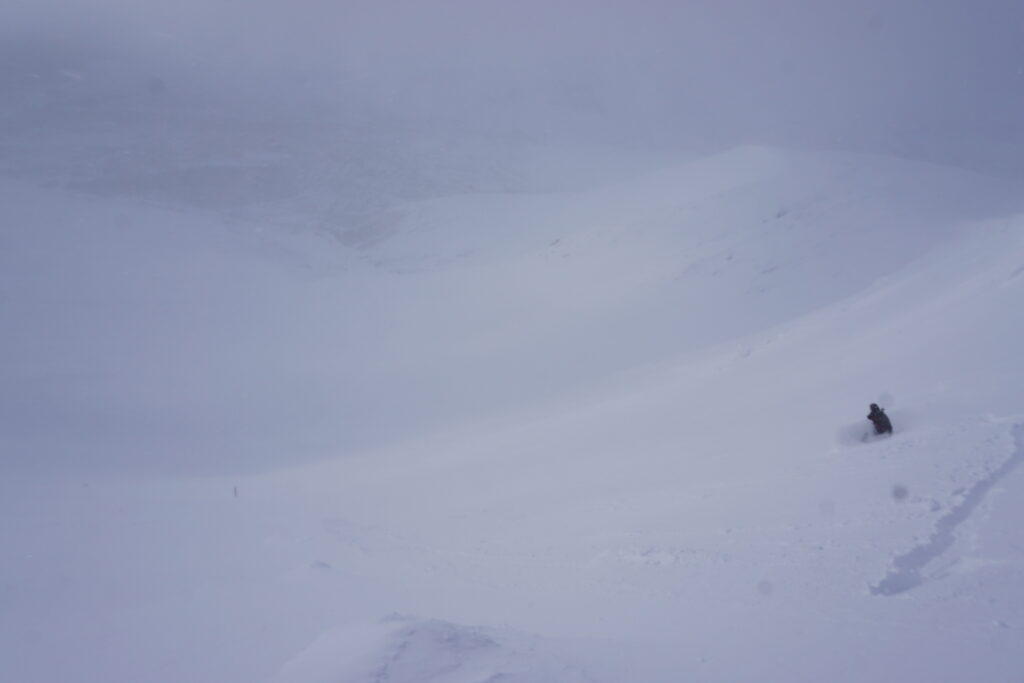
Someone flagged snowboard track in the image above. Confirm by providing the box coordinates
[870,422,1024,596]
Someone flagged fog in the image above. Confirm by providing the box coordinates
[4,1,1023,472]
[4,0,1024,185]
[4,5,1024,681]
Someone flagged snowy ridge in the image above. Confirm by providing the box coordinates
[265,209,1023,681]
[2,147,1024,682]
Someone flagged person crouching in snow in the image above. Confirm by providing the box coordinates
[868,403,893,435]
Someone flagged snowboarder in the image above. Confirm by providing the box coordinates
[867,403,893,435]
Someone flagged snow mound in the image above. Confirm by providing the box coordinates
[274,616,599,683]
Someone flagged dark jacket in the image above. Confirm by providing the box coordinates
[868,404,893,435]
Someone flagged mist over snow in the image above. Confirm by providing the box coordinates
[2,2,1024,682]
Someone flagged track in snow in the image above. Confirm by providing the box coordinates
[871,422,1024,596]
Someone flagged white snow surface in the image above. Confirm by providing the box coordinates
[2,146,1024,682]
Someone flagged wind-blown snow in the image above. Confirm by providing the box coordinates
[2,146,1024,682]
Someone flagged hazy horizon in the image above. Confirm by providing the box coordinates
[3,0,1024,178]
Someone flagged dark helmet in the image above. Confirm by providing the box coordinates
[870,403,880,411]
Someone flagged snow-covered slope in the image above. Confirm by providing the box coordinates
[1,147,1023,682]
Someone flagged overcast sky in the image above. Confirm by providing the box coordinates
[4,0,1024,171]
